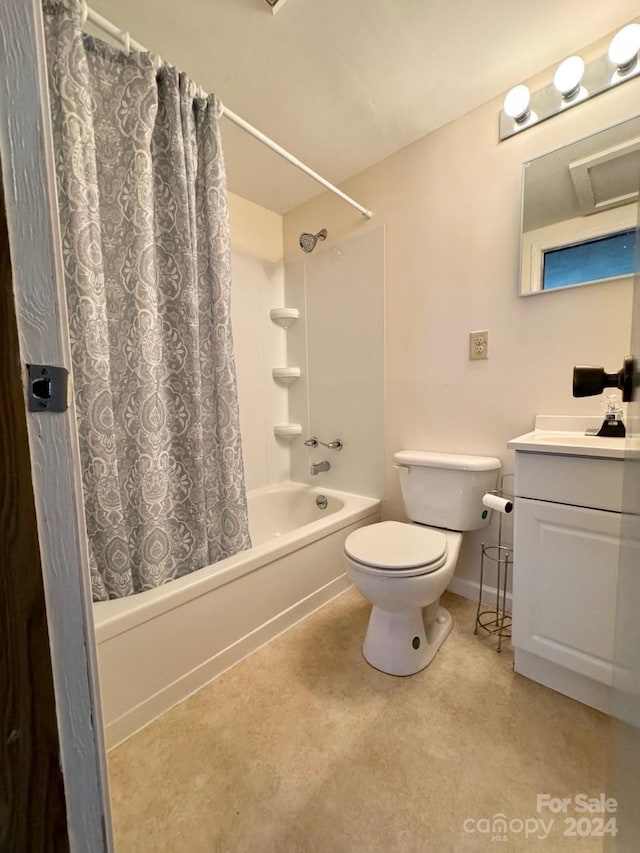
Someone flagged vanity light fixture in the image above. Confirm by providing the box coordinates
[503,85,531,122]
[553,55,585,99]
[608,23,640,72]
[500,19,640,141]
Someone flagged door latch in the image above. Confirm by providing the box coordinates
[27,364,69,412]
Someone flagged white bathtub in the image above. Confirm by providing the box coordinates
[94,482,380,747]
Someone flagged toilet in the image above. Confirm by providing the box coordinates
[344,450,501,676]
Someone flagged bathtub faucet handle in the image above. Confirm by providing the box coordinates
[305,435,343,451]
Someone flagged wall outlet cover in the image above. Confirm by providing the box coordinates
[469,330,489,360]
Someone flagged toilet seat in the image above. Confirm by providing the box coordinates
[344,521,448,578]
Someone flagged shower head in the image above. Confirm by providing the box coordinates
[299,228,327,253]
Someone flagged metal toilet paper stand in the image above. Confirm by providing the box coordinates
[474,475,513,653]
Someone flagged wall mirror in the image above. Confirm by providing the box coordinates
[520,115,640,296]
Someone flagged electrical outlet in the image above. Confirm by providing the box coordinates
[469,330,489,360]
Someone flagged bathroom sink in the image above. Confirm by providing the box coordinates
[508,416,628,459]
[532,434,609,445]
[510,431,627,457]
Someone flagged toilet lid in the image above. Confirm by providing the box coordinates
[344,521,447,571]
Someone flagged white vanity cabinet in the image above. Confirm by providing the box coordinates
[508,418,625,714]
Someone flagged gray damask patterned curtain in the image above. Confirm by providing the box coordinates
[43,0,251,601]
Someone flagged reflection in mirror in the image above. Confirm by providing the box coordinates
[520,116,640,296]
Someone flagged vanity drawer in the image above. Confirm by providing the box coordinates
[515,451,624,512]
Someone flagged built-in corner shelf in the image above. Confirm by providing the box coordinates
[273,424,302,441]
[272,367,301,385]
[270,307,299,328]
[270,309,301,443]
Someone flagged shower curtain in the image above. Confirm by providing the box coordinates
[43,0,251,601]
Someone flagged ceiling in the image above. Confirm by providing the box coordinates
[90,0,640,214]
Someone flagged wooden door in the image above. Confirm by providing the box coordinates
[0,186,69,848]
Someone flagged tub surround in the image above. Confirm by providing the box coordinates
[286,227,385,498]
[231,247,290,491]
[95,483,380,748]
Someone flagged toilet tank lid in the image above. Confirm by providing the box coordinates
[394,450,501,471]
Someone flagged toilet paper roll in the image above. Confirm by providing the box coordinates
[482,493,513,514]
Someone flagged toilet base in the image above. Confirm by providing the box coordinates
[362,603,452,676]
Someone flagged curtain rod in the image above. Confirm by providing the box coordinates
[84,7,373,219]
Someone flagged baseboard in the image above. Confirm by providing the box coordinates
[105,574,351,749]
[446,575,513,608]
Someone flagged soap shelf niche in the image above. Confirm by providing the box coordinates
[273,424,302,441]
[272,367,301,385]
[270,307,299,328]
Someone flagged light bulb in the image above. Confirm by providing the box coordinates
[608,23,640,71]
[553,55,585,98]
[503,85,531,122]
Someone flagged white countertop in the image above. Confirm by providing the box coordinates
[508,415,628,460]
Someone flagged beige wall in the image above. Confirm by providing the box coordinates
[283,66,640,587]
[229,193,289,491]
[229,191,283,263]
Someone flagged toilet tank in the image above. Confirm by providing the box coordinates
[393,450,501,531]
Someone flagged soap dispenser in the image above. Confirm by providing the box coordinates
[596,394,626,438]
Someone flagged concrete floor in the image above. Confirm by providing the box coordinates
[108,590,610,852]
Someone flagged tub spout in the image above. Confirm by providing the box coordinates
[311,460,330,475]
